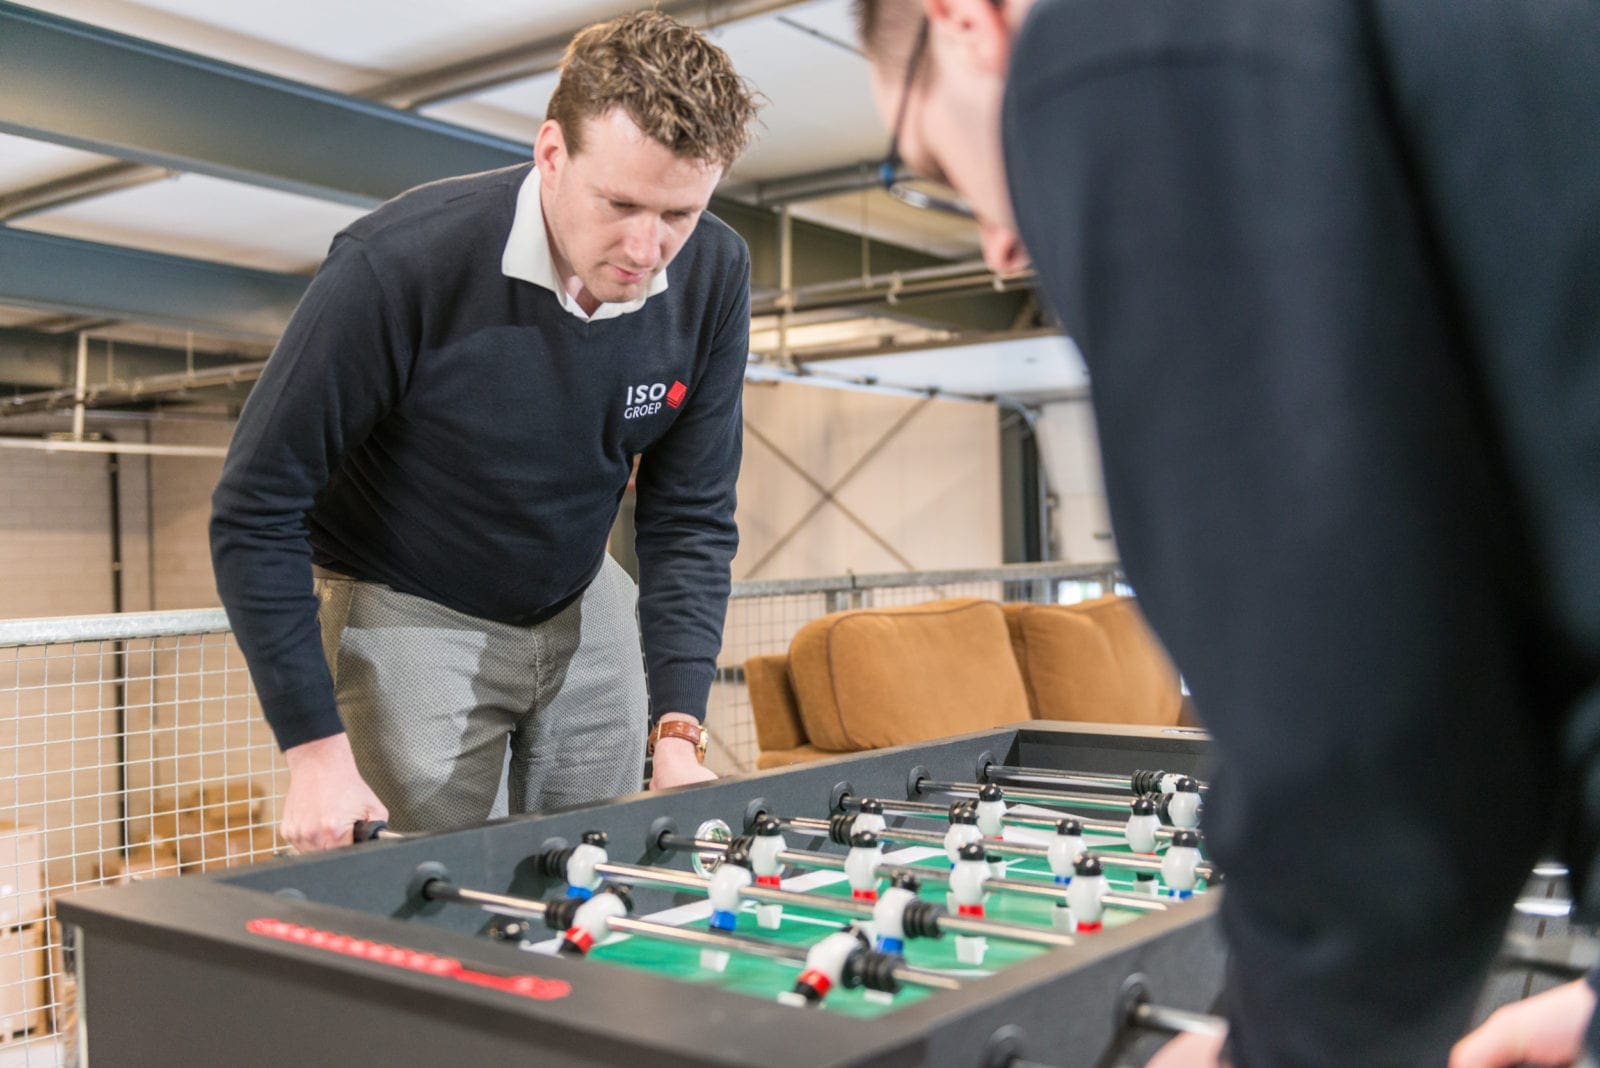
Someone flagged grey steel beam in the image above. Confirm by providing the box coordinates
[0,1,1030,340]
[0,2,529,208]
[0,228,306,343]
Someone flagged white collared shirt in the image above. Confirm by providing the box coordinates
[500,166,669,323]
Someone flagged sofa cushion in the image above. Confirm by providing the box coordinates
[788,598,1030,751]
[744,654,807,753]
[1004,597,1182,726]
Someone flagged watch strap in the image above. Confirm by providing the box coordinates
[648,719,707,762]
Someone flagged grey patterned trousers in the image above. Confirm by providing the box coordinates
[315,555,648,833]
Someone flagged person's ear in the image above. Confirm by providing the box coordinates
[925,0,1011,75]
[534,119,567,179]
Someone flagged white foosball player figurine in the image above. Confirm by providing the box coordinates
[778,930,865,1008]
[1161,829,1202,899]
[943,802,983,911]
[1046,817,1085,932]
[749,816,786,929]
[974,783,1007,839]
[871,873,923,955]
[1127,795,1162,894]
[702,844,754,971]
[949,841,990,965]
[565,830,608,900]
[1168,776,1203,830]
[844,830,883,902]
[558,884,632,956]
[852,798,887,836]
[1067,855,1107,934]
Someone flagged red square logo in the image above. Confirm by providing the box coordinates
[665,380,688,409]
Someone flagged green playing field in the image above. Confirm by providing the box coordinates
[583,837,1206,1018]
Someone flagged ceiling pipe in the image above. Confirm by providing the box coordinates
[752,259,1037,318]
[0,162,178,222]
[0,436,227,458]
[2,358,267,417]
[727,160,907,208]
[744,363,997,404]
[773,326,1063,365]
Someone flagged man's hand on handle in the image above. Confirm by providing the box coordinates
[648,711,718,790]
[1450,978,1594,1068]
[282,732,388,852]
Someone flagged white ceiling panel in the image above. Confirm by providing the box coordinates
[422,71,559,145]
[15,0,376,90]
[697,4,886,182]
[427,0,886,184]
[809,335,1090,400]
[774,0,861,51]
[122,0,637,74]
[0,133,119,191]
[15,0,661,87]
[9,172,368,273]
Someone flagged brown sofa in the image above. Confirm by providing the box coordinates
[746,594,1185,769]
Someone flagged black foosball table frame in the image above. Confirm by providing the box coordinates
[60,722,1226,1067]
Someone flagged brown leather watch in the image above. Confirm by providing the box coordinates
[647,719,708,763]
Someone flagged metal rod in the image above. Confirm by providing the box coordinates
[0,437,231,458]
[1131,1002,1229,1037]
[640,845,1076,947]
[601,859,875,918]
[777,205,792,364]
[1514,897,1573,919]
[921,779,1142,812]
[421,877,961,992]
[724,836,1166,911]
[989,767,1132,789]
[1103,892,1170,913]
[607,919,959,992]
[427,880,549,920]
[72,331,88,441]
[913,781,1186,841]
[609,915,805,964]
[782,816,1214,881]
[988,765,1211,795]
[752,269,1035,318]
[850,793,1129,825]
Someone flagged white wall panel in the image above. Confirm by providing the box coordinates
[1034,398,1116,562]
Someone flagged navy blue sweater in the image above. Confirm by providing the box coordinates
[1004,1,1600,1064]
[212,164,748,750]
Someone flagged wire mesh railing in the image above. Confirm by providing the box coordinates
[0,560,1119,1065]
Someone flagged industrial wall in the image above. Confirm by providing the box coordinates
[1034,398,1116,564]
[0,382,1004,849]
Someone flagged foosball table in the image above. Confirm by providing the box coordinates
[60,723,1227,1067]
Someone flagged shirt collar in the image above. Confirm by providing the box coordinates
[501,166,668,323]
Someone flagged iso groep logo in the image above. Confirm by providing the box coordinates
[624,380,688,420]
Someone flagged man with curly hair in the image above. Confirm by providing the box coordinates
[212,12,761,851]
